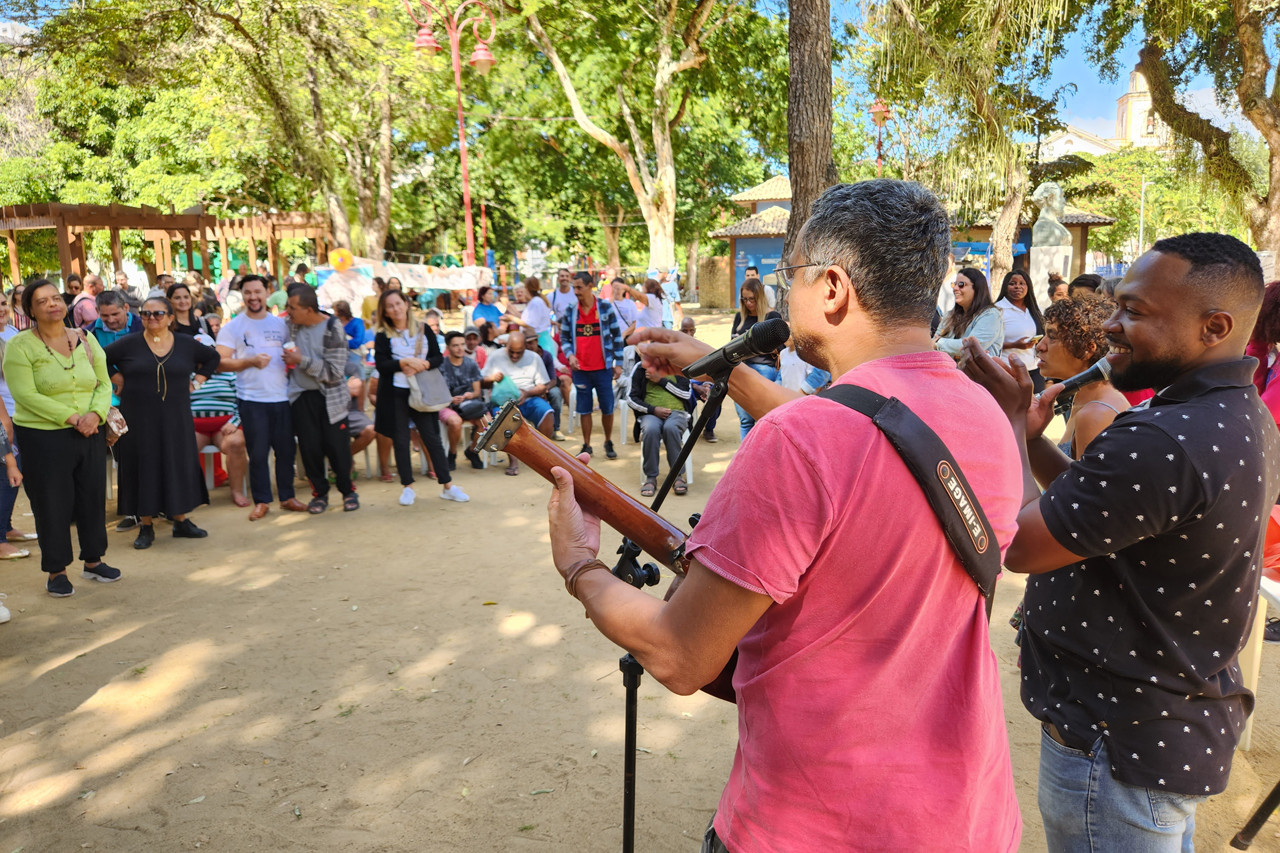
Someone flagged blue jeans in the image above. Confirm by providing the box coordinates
[1038,728,1202,853]
[0,446,20,536]
[734,363,780,439]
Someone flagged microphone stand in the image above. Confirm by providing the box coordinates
[608,373,729,853]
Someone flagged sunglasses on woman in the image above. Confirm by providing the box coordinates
[139,310,171,319]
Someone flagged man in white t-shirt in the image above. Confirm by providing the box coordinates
[216,276,306,520]
[484,329,554,476]
[549,268,577,320]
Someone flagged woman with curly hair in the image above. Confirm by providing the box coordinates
[1248,280,1280,425]
[1033,293,1129,461]
[935,267,1003,358]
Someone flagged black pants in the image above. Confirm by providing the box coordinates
[390,387,450,487]
[16,425,108,574]
[239,399,296,505]
[292,390,353,500]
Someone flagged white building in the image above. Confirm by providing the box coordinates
[1039,66,1169,162]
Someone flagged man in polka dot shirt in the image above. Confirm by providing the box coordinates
[964,232,1280,851]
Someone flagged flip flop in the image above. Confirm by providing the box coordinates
[505,464,519,476]
[6,532,36,542]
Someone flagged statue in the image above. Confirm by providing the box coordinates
[1031,182,1072,247]
[1029,182,1074,302]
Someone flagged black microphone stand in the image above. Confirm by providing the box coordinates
[608,373,730,853]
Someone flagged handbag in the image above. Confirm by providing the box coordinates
[79,331,128,444]
[406,329,451,413]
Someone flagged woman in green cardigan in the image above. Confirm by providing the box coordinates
[4,280,119,598]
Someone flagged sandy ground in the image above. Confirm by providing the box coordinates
[3,311,1280,851]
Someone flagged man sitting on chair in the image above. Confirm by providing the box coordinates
[626,360,694,497]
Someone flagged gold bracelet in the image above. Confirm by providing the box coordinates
[563,558,610,600]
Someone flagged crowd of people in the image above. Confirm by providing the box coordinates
[0,259,710,610]
[7,194,1280,851]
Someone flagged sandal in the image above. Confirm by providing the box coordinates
[673,477,687,496]
[343,493,360,512]
[505,463,519,476]
[379,472,394,483]
[640,478,657,497]
[307,496,328,514]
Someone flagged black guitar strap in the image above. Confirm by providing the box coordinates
[818,384,1000,601]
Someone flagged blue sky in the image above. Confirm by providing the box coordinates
[826,3,1244,139]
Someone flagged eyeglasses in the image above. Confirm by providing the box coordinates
[773,262,825,287]
[139,310,171,319]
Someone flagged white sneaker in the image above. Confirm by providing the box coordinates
[439,485,470,502]
[0,593,10,624]
[398,486,416,506]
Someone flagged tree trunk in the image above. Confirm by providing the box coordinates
[783,0,839,266]
[305,64,352,251]
[361,65,394,257]
[989,163,1026,287]
[595,199,623,270]
[684,235,700,303]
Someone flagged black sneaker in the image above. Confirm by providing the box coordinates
[580,445,593,457]
[133,524,155,550]
[47,573,74,597]
[172,519,208,539]
[703,429,718,444]
[1266,617,1280,644]
[82,562,121,583]
[115,515,139,532]
[604,440,618,460]
[464,448,484,469]
[447,452,457,471]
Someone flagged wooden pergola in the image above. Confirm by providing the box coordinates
[0,202,331,285]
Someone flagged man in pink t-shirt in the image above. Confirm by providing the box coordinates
[545,181,1022,852]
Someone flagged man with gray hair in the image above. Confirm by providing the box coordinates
[547,180,1024,850]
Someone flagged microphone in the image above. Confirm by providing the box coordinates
[1048,357,1113,399]
[684,317,790,380]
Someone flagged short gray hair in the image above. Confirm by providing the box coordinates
[800,180,951,328]
[96,290,128,310]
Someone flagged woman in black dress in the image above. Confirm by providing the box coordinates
[167,281,202,336]
[105,296,221,549]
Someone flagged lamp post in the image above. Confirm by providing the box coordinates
[870,99,892,178]
[403,0,497,267]
[1138,175,1152,258]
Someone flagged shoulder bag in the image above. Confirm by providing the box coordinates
[406,329,451,412]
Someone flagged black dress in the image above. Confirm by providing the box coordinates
[105,333,221,518]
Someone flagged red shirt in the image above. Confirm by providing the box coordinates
[573,301,605,372]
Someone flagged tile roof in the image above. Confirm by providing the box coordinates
[709,204,790,239]
[730,175,791,203]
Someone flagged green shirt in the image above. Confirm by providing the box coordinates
[3,329,111,430]
[267,290,289,312]
[644,381,684,412]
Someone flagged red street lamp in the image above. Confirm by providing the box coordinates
[403,0,498,267]
[869,98,892,178]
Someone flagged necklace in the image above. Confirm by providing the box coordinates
[34,327,77,370]
[149,336,174,400]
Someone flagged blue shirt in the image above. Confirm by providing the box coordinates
[473,303,503,328]
[343,317,366,350]
[89,313,142,349]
